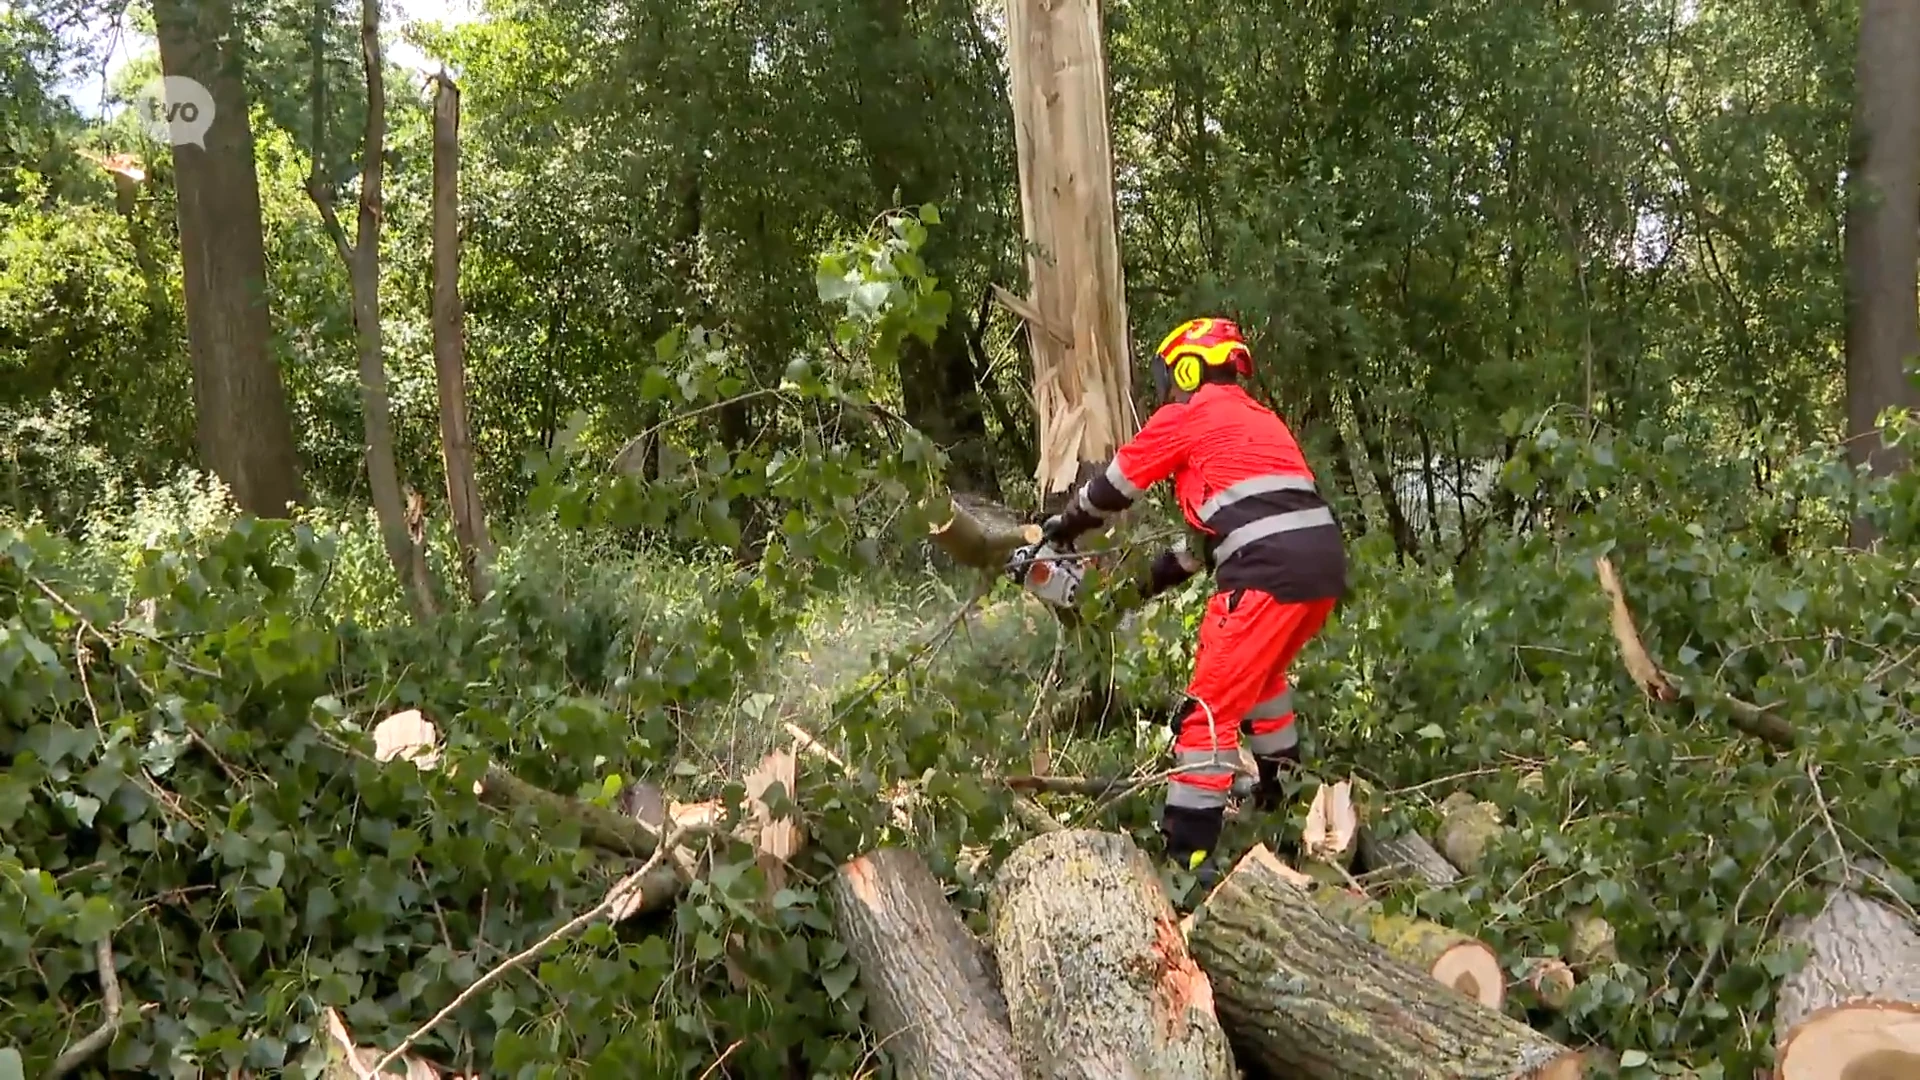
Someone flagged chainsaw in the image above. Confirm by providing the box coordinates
[1006,537,1088,609]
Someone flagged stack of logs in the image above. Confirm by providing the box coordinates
[360,708,1920,1079]
[829,777,1920,1080]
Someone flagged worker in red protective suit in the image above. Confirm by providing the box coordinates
[1028,317,1347,877]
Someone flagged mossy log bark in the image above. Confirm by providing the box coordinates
[1358,827,1463,887]
[989,829,1238,1079]
[1772,874,1920,1080]
[828,848,1021,1080]
[1438,792,1505,876]
[1307,884,1504,1009]
[1188,845,1589,1080]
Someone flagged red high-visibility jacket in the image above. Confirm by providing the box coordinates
[1071,382,1346,602]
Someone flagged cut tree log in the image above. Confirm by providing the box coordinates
[828,848,1021,1080]
[1567,910,1617,970]
[929,493,1041,569]
[1772,878,1920,1080]
[1187,844,1590,1080]
[989,829,1237,1079]
[1305,882,1506,1010]
[1357,826,1463,888]
[1438,792,1506,876]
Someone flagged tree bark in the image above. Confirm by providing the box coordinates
[1303,880,1505,1010]
[307,0,436,620]
[152,0,306,517]
[1842,0,1920,549]
[1773,877,1920,1080]
[1437,792,1505,877]
[1357,828,1463,888]
[989,829,1238,1079]
[428,72,492,605]
[827,848,1021,1080]
[1188,845,1590,1080]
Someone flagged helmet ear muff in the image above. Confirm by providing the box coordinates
[1170,351,1204,393]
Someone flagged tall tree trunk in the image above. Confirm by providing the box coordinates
[1843,0,1920,549]
[307,0,437,619]
[429,73,492,604]
[151,0,306,517]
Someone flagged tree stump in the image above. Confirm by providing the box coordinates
[829,848,1020,1080]
[989,829,1238,1079]
[1772,879,1920,1080]
[1187,845,1590,1080]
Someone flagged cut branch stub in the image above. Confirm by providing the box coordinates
[1437,792,1505,876]
[1301,779,1360,870]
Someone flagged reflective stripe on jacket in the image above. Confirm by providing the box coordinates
[1072,383,1346,602]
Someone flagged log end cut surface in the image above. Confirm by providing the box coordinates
[1775,882,1920,1080]
[1778,1002,1920,1080]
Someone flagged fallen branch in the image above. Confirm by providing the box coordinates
[48,937,124,1078]
[929,493,1040,569]
[367,824,693,1076]
[1595,556,1796,749]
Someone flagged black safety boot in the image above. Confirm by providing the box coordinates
[1250,743,1304,813]
[1161,804,1226,879]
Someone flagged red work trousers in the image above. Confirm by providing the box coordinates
[1165,589,1336,812]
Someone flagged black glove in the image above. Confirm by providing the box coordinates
[1041,505,1099,546]
[1140,548,1198,600]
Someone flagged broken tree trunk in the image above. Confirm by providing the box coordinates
[428,71,492,604]
[829,848,1021,1080]
[989,829,1237,1079]
[1001,0,1139,500]
[1772,877,1920,1080]
[1188,845,1590,1080]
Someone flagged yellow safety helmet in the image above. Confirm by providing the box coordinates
[1151,317,1253,402]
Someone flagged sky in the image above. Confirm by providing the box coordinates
[51,0,486,117]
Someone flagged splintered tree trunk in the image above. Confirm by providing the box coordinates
[1188,846,1588,1080]
[828,849,1020,1080]
[989,829,1237,1079]
[428,72,492,604]
[152,0,306,517]
[1002,0,1139,500]
[1772,877,1920,1080]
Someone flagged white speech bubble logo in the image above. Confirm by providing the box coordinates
[133,76,216,149]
